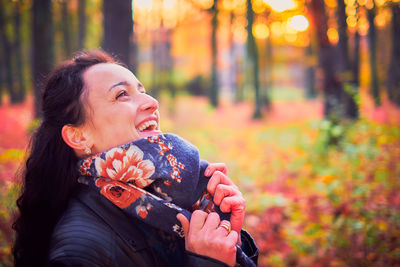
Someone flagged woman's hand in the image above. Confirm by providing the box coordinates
[205,163,246,237]
[177,211,238,267]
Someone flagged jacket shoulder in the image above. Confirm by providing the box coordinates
[48,185,154,267]
[48,198,116,266]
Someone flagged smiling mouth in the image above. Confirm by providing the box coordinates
[137,120,158,132]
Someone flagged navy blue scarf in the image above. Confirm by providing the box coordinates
[78,133,228,237]
[78,133,255,266]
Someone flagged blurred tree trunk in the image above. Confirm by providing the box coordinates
[305,43,317,99]
[337,0,358,119]
[0,0,17,103]
[78,0,86,49]
[352,28,360,87]
[151,28,161,99]
[305,4,317,100]
[337,0,350,73]
[387,2,400,106]
[131,16,138,75]
[310,0,343,120]
[164,28,174,98]
[228,11,237,100]
[246,0,262,118]
[210,0,219,107]
[61,0,71,57]
[262,15,271,108]
[367,3,380,106]
[14,0,26,102]
[103,0,132,68]
[0,38,3,104]
[32,0,54,117]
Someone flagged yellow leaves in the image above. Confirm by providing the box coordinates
[0,149,24,163]
[321,174,335,184]
[1,246,11,256]
[378,221,387,231]
[156,95,400,265]
[377,135,388,145]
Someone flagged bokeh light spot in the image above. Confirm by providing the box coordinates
[270,21,283,37]
[253,23,270,39]
[263,0,296,12]
[135,0,152,10]
[327,28,339,44]
[289,15,309,32]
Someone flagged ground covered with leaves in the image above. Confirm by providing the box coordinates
[0,94,399,266]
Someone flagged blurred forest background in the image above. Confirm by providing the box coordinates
[0,0,400,266]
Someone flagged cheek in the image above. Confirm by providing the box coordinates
[103,106,139,137]
[88,102,144,150]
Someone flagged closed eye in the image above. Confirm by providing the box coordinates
[116,90,129,99]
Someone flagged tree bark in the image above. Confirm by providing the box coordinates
[151,29,160,99]
[337,0,358,119]
[310,0,343,119]
[386,2,400,106]
[32,0,54,117]
[61,0,71,57]
[102,0,132,68]
[337,0,350,72]
[0,35,3,104]
[14,0,26,102]
[0,0,17,103]
[352,29,360,87]
[228,11,236,100]
[367,4,380,106]
[262,18,271,108]
[305,44,317,99]
[246,0,262,118]
[131,12,138,75]
[78,0,86,49]
[210,0,219,107]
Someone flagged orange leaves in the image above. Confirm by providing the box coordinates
[1,95,400,266]
[159,95,400,266]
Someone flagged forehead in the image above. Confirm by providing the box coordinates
[83,63,137,89]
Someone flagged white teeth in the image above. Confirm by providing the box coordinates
[137,120,157,132]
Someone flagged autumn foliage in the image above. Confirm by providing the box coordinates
[0,94,399,266]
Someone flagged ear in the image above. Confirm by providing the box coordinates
[61,124,91,154]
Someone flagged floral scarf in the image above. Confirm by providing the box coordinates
[78,133,229,237]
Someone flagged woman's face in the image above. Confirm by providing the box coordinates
[81,63,161,153]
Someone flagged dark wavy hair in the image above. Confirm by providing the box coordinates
[12,50,117,266]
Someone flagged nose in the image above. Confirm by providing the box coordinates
[139,94,159,112]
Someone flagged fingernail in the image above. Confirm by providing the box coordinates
[205,169,210,176]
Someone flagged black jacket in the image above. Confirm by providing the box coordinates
[48,185,258,266]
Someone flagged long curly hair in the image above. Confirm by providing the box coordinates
[12,50,117,266]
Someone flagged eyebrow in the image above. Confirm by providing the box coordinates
[109,81,129,91]
[108,81,144,91]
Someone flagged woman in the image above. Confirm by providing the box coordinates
[13,50,258,266]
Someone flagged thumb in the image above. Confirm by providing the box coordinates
[176,213,190,238]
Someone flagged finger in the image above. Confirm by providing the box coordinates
[202,212,221,229]
[176,213,190,238]
[207,171,235,196]
[226,230,239,245]
[220,197,245,233]
[189,210,208,232]
[219,196,246,213]
[205,163,227,177]
[217,220,232,236]
[213,184,240,206]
